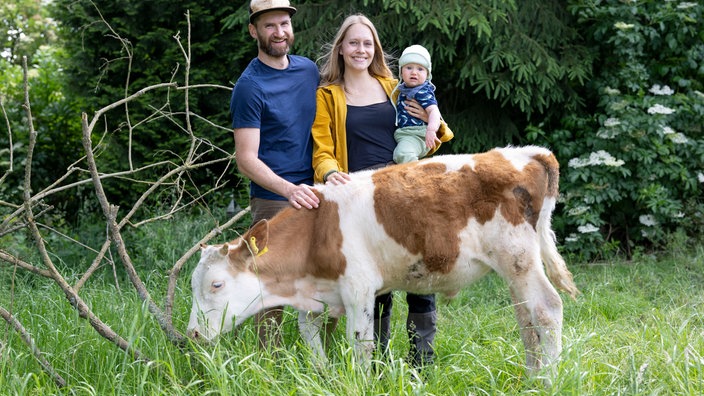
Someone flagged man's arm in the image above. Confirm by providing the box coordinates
[234,128,319,209]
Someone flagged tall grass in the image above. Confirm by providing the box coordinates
[1,213,702,395]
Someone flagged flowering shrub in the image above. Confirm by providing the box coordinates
[529,0,704,260]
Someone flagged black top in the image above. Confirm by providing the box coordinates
[346,100,397,172]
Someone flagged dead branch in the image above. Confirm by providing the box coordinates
[165,205,251,324]
[74,239,113,292]
[19,55,147,360]
[0,250,54,278]
[1,7,242,386]
[82,111,185,343]
[0,98,13,186]
[0,305,67,388]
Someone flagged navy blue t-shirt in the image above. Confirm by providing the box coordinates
[230,55,318,200]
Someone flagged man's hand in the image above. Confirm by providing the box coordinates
[286,184,320,209]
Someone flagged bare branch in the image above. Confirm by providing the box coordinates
[0,305,67,388]
[0,98,13,186]
[74,239,113,292]
[176,83,232,91]
[4,7,243,381]
[81,112,185,343]
[17,54,148,366]
[86,82,178,133]
[0,203,53,238]
[0,250,54,278]
[21,56,37,204]
[119,154,235,228]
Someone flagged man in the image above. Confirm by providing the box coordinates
[230,0,320,348]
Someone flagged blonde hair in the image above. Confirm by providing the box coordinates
[317,14,393,86]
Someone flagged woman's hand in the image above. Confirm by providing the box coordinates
[404,99,428,123]
[325,171,352,185]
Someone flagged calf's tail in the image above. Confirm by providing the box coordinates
[537,152,580,299]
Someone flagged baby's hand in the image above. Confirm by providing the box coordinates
[425,128,441,149]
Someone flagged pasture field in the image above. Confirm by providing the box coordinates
[1,231,703,395]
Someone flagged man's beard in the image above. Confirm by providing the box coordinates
[260,36,294,57]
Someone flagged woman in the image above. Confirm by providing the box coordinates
[312,14,451,368]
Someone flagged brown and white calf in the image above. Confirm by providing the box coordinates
[187,146,579,375]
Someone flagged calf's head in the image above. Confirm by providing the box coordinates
[187,220,270,341]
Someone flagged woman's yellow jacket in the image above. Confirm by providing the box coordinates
[311,76,453,183]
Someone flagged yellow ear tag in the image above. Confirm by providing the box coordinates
[249,236,268,257]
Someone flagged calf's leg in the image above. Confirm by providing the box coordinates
[298,311,328,363]
[509,269,563,377]
[343,295,376,366]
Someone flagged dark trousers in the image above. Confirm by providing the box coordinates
[374,292,436,318]
[250,197,290,349]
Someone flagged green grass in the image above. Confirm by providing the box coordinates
[2,228,703,395]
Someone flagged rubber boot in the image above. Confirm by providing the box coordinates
[407,310,437,368]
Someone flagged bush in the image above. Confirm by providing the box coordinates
[529,0,704,260]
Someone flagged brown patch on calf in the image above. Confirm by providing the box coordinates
[229,192,347,297]
[372,150,554,274]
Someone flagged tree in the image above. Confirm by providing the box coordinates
[1,25,245,387]
[528,0,704,259]
[52,0,593,209]
[1,0,79,210]
[51,0,250,209]
[1,0,58,65]
[286,0,594,152]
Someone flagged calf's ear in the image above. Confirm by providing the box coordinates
[243,219,270,258]
[218,243,229,256]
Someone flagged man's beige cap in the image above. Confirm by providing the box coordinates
[249,0,297,23]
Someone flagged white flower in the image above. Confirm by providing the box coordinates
[578,224,600,234]
[668,133,688,144]
[565,234,579,243]
[592,150,624,166]
[639,215,658,227]
[610,100,629,112]
[614,22,635,30]
[677,2,698,9]
[568,150,625,168]
[604,117,621,127]
[568,206,589,216]
[597,128,618,139]
[661,126,675,134]
[698,172,704,183]
[568,158,586,168]
[604,87,621,95]
[649,84,674,96]
[647,104,676,114]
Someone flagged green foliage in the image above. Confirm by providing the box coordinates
[16,0,593,213]
[1,0,68,206]
[50,0,249,208]
[0,0,58,65]
[0,45,85,213]
[223,0,594,153]
[529,0,704,260]
[5,0,703,260]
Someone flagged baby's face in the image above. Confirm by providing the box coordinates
[401,63,428,87]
